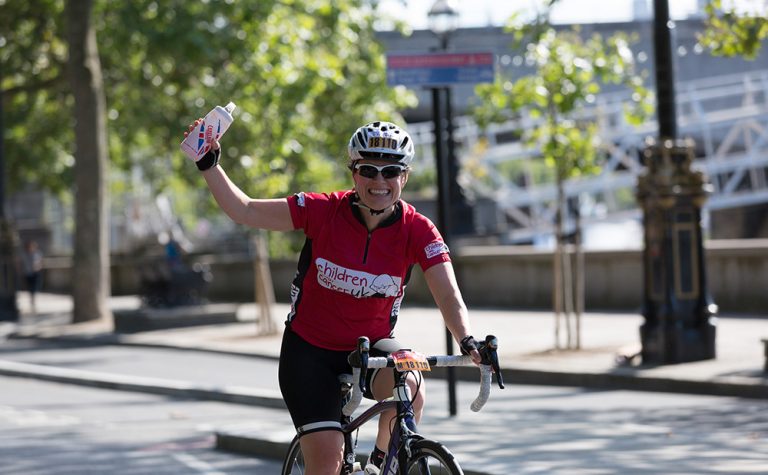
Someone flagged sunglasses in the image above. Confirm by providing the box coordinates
[354,163,408,179]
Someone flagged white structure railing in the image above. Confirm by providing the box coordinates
[408,69,768,244]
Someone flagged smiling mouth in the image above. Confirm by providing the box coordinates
[369,189,390,196]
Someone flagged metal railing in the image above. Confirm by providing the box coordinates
[408,69,768,243]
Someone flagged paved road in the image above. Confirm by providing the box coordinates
[222,380,768,474]
[0,339,280,391]
[2,341,767,474]
[0,375,283,474]
[3,292,767,474]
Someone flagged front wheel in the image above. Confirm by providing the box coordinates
[280,436,305,475]
[403,439,463,475]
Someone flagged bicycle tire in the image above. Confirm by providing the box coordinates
[280,435,305,475]
[403,439,463,475]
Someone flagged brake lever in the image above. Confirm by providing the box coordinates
[356,337,370,394]
[481,335,505,389]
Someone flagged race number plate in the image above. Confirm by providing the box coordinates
[392,350,431,372]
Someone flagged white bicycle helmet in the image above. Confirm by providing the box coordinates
[348,121,415,166]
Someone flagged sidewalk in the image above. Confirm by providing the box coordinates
[1,292,767,474]
[6,292,766,397]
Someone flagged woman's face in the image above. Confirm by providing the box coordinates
[352,159,409,212]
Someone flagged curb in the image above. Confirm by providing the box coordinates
[501,367,768,399]
[3,355,764,406]
[113,304,241,333]
[8,333,768,401]
[0,360,286,409]
[427,366,768,400]
[215,429,494,475]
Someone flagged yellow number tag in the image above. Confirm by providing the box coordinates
[392,350,431,372]
[368,137,396,150]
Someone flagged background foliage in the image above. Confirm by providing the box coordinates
[699,0,767,60]
[472,6,652,187]
[2,0,416,253]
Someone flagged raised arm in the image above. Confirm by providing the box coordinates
[423,261,481,364]
[201,165,294,231]
[184,120,294,232]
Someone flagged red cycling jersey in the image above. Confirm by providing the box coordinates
[286,190,450,351]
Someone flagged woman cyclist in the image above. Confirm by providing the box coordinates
[185,119,482,475]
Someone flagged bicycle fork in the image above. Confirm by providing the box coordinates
[381,371,419,475]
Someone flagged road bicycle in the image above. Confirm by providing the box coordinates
[281,335,505,474]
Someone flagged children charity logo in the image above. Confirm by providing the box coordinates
[315,258,401,298]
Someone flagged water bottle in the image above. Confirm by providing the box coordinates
[180,101,236,161]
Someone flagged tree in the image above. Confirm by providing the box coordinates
[3,1,413,200]
[2,1,414,324]
[67,0,112,325]
[699,0,768,60]
[473,4,651,349]
[1,0,73,195]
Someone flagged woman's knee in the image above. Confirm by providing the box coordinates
[372,371,425,405]
[299,430,344,475]
[407,373,425,415]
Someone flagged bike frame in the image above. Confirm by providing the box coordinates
[339,369,420,475]
[340,399,397,473]
[314,334,502,475]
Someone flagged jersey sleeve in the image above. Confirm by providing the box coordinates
[411,214,451,272]
[287,191,333,238]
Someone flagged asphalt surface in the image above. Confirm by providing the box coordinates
[1,292,766,474]
[0,374,284,474]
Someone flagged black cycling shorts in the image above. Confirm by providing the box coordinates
[278,327,400,436]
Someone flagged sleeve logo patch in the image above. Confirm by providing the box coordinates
[295,192,306,207]
[424,241,449,259]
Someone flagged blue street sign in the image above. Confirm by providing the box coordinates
[386,52,495,87]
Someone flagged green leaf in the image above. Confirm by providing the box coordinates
[471,2,652,183]
[3,0,415,251]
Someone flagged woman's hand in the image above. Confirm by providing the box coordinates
[460,335,483,365]
[184,118,221,151]
[184,118,221,171]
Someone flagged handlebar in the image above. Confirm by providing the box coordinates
[342,335,504,416]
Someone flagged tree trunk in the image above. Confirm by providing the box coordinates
[556,175,574,349]
[67,0,112,325]
[549,102,565,350]
[574,197,584,349]
[252,230,278,335]
[553,236,563,349]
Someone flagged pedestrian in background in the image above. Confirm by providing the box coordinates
[21,240,43,316]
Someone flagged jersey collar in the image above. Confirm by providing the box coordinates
[349,192,402,229]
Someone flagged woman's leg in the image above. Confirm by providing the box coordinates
[279,328,350,473]
[299,430,344,475]
[25,274,38,315]
[370,370,425,454]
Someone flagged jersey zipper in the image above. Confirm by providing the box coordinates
[362,231,372,264]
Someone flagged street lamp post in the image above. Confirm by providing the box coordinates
[428,0,460,417]
[636,0,716,364]
[428,0,474,236]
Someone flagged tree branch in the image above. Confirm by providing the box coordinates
[1,72,67,101]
